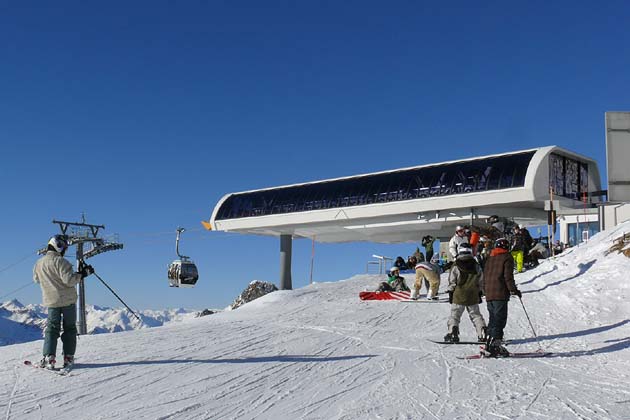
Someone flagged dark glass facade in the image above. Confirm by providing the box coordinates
[549,153,589,200]
[216,151,536,220]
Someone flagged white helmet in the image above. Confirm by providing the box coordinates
[390,266,400,273]
[457,243,473,256]
[455,225,465,232]
[48,235,69,253]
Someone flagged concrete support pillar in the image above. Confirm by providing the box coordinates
[280,234,293,290]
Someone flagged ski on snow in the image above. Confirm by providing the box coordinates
[428,339,485,345]
[23,360,74,376]
[457,348,552,360]
[428,339,513,345]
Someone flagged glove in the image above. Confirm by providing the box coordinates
[478,291,483,304]
[448,290,454,304]
[79,262,94,278]
[512,289,522,298]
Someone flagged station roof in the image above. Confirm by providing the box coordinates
[203,146,602,243]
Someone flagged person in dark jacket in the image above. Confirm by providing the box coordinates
[443,243,487,343]
[510,226,527,273]
[421,235,435,262]
[394,256,407,271]
[482,238,522,356]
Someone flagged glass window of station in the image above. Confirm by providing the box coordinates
[216,151,536,220]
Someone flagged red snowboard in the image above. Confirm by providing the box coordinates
[359,291,411,301]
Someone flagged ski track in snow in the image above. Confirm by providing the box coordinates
[3,224,630,419]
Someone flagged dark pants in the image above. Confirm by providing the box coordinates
[43,304,77,357]
[486,300,509,340]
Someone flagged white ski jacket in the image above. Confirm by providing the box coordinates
[33,251,82,308]
[448,234,469,260]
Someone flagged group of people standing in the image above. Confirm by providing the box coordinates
[375,222,527,357]
[444,225,522,357]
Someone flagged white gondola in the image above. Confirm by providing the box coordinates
[168,228,199,288]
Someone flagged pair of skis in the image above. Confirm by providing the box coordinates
[23,360,74,376]
[428,339,552,359]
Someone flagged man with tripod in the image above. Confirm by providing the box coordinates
[33,235,94,369]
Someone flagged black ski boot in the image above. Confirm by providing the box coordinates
[483,337,509,357]
[443,326,459,343]
[478,326,488,343]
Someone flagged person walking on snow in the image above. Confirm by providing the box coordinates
[444,243,487,343]
[481,238,522,357]
[448,225,469,261]
[33,235,94,369]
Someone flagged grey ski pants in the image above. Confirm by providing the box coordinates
[447,303,486,337]
[43,304,77,357]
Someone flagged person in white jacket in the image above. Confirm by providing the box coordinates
[33,235,93,369]
[448,225,469,261]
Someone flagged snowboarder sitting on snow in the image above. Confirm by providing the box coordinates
[376,266,410,292]
[406,255,418,270]
[411,260,442,300]
[444,243,487,343]
[482,238,522,357]
[394,256,407,271]
[33,235,94,369]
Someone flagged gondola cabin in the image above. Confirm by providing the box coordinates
[168,259,199,288]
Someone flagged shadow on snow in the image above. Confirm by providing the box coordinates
[522,259,596,294]
[76,354,376,369]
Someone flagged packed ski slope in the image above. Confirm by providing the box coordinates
[2,223,630,420]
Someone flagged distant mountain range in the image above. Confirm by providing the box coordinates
[0,299,216,347]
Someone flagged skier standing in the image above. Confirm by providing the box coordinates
[510,226,527,273]
[448,226,469,261]
[444,243,487,342]
[421,235,435,262]
[481,238,522,356]
[33,235,94,369]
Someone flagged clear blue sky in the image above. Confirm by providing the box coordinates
[1,1,628,310]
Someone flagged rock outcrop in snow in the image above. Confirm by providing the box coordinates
[229,280,278,310]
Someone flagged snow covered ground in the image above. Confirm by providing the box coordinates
[2,222,630,419]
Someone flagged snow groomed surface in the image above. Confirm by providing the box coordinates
[2,221,630,419]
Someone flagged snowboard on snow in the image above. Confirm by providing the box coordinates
[359,291,411,301]
[400,298,449,303]
[24,360,74,376]
[359,291,447,302]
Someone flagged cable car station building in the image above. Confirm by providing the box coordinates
[203,146,603,290]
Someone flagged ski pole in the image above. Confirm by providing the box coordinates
[92,270,143,325]
[518,296,543,351]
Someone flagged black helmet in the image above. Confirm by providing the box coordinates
[494,238,510,250]
[487,215,499,224]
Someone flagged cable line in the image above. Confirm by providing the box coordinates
[0,282,34,301]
